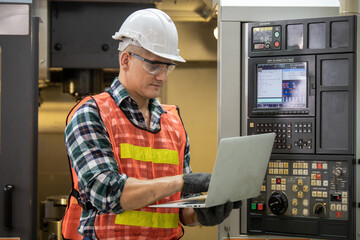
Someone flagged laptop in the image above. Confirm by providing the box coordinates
[149,133,275,208]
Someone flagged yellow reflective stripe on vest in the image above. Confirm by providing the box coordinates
[115,211,179,229]
[120,143,179,165]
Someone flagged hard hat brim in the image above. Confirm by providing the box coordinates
[148,50,186,63]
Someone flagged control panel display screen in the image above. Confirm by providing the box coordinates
[253,27,273,43]
[330,194,342,202]
[257,62,307,109]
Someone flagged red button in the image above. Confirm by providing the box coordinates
[257,203,264,211]
[317,163,322,169]
[316,174,322,179]
[274,41,280,48]
[336,211,342,218]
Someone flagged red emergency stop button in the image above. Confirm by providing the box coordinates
[257,203,264,211]
[274,41,280,48]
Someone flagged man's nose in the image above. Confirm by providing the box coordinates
[155,69,168,82]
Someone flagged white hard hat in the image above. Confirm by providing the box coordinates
[112,8,185,62]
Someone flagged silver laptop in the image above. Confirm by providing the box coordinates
[149,133,275,208]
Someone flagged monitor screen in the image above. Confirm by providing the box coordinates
[256,62,307,109]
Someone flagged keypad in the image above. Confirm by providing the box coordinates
[248,119,314,153]
[294,122,313,133]
[256,122,292,149]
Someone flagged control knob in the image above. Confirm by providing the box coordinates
[332,167,343,192]
[268,192,288,215]
[333,167,343,177]
[313,203,326,216]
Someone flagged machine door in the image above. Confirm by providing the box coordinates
[0,4,38,239]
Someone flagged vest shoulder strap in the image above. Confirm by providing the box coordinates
[66,96,92,125]
[66,93,111,126]
[162,104,180,120]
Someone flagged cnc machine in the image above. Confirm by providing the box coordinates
[216,1,360,239]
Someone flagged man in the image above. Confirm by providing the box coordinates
[62,8,237,240]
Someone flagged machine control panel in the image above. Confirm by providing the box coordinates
[248,118,315,153]
[252,25,281,51]
[241,15,357,240]
[249,159,350,223]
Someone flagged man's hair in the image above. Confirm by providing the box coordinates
[119,44,145,56]
[119,44,147,64]
[118,44,151,69]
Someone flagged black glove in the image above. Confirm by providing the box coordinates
[194,201,240,226]
[233,200,242,209]
[182,173,211,194]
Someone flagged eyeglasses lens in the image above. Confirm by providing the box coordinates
[166,65,176,73]
[143,62,175,75]
[130,52,176,75]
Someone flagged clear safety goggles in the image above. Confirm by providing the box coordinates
[129,52,176,75]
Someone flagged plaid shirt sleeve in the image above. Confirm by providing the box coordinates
[65,99,128,215]
[183,132,191,174]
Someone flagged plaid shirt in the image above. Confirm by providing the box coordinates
[65,78,191,239]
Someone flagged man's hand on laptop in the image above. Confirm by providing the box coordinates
[182,173,211,194]
[194,201,242,226]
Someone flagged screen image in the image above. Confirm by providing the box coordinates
[253,27,273,43]
[256,62,307,109]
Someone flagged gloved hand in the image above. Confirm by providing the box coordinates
[233,200,242,209]
[182,173,211,194]
[194,201,241,226]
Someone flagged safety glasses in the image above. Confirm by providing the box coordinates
[129,52,176,75]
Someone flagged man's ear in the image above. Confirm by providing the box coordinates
[120,52,130,71]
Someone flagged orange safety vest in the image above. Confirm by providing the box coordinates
[62,93,186,240]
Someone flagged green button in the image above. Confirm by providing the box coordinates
[274,31,280,38]
[251,203,257,210]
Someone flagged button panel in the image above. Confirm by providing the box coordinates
[267,160,311,217]
[249,159,349,220]
[248,118,315,153]
[252,25,281,51]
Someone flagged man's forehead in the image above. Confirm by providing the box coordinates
[125,44,173,63]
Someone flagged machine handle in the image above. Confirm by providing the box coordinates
[4,184,14,230]
[309,76,316,96]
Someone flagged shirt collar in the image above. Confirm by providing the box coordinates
[108,77,165,113]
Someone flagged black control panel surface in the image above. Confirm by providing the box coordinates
[246,15,356,240]
[248,16,356,57]
[247,156,354,239]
